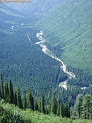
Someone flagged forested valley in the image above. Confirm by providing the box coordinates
[0,0,92,122]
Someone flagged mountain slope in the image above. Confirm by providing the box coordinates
[38,0,92,70]
[0,1,68,97]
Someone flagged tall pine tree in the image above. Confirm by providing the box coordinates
[34,100,38,111]
[81,94,92,119]
[26,89,34,110]
[4,83,9,102]
[17,86,23,109]
[23,91,27,109]
[50,95,58,114]
[41,95,45,113]
[72,94,83,119]
[14,90,18,106]
[57,103,62,117]
[0,74,4,99]
[9,80,14,103]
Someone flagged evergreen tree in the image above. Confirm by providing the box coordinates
[17,86,23,109]
[81,94,92,119]
[34,100,38,111]
[57,103,62,117]
[23,91,27,109]
[41,95,45,113]
[14,91,18,106]
[45,106,49,114]
[0,75,4,99]
[72,94,83,119]
[38,99,41,112]
[57,103,60,116]
[4,83,9,102]
[9,80,14,103]
[26,89,34,110]
[63,103,70,118]
[50,95,58,114]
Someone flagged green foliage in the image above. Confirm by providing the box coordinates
[8,80,14,104]
[50,95,58,114]
[81,94,92,119]
[0,75,4,99]
[0,105,32,123]
[34,100,38,111]
[4,83,9,103]
[14,91,18,106]
[17,86,23,109]
[72,94,92,120]
[23,91,27,109]
[72,94,83,119]
[40,95,45,113]
[1,75,92,122]
[62,103,70,118]
[57,103,62,117]
[0,101,92,123]
[26,89,34,110]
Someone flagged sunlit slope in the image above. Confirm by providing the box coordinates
[38,0,92,70]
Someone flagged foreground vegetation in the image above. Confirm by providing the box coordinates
[0,101,92,123]
[0,75,92,122]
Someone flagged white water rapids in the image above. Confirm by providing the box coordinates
[35,31,76,90]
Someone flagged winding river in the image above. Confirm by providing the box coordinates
[35,31,76,89]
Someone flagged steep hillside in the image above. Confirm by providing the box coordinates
[0,0,68,98]
[38,0,92,70]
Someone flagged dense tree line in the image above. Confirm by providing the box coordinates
[71,94,92,119]
[0,75,70,118]
[0,74,92,120]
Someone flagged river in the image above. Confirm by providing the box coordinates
[35,31,75,90]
